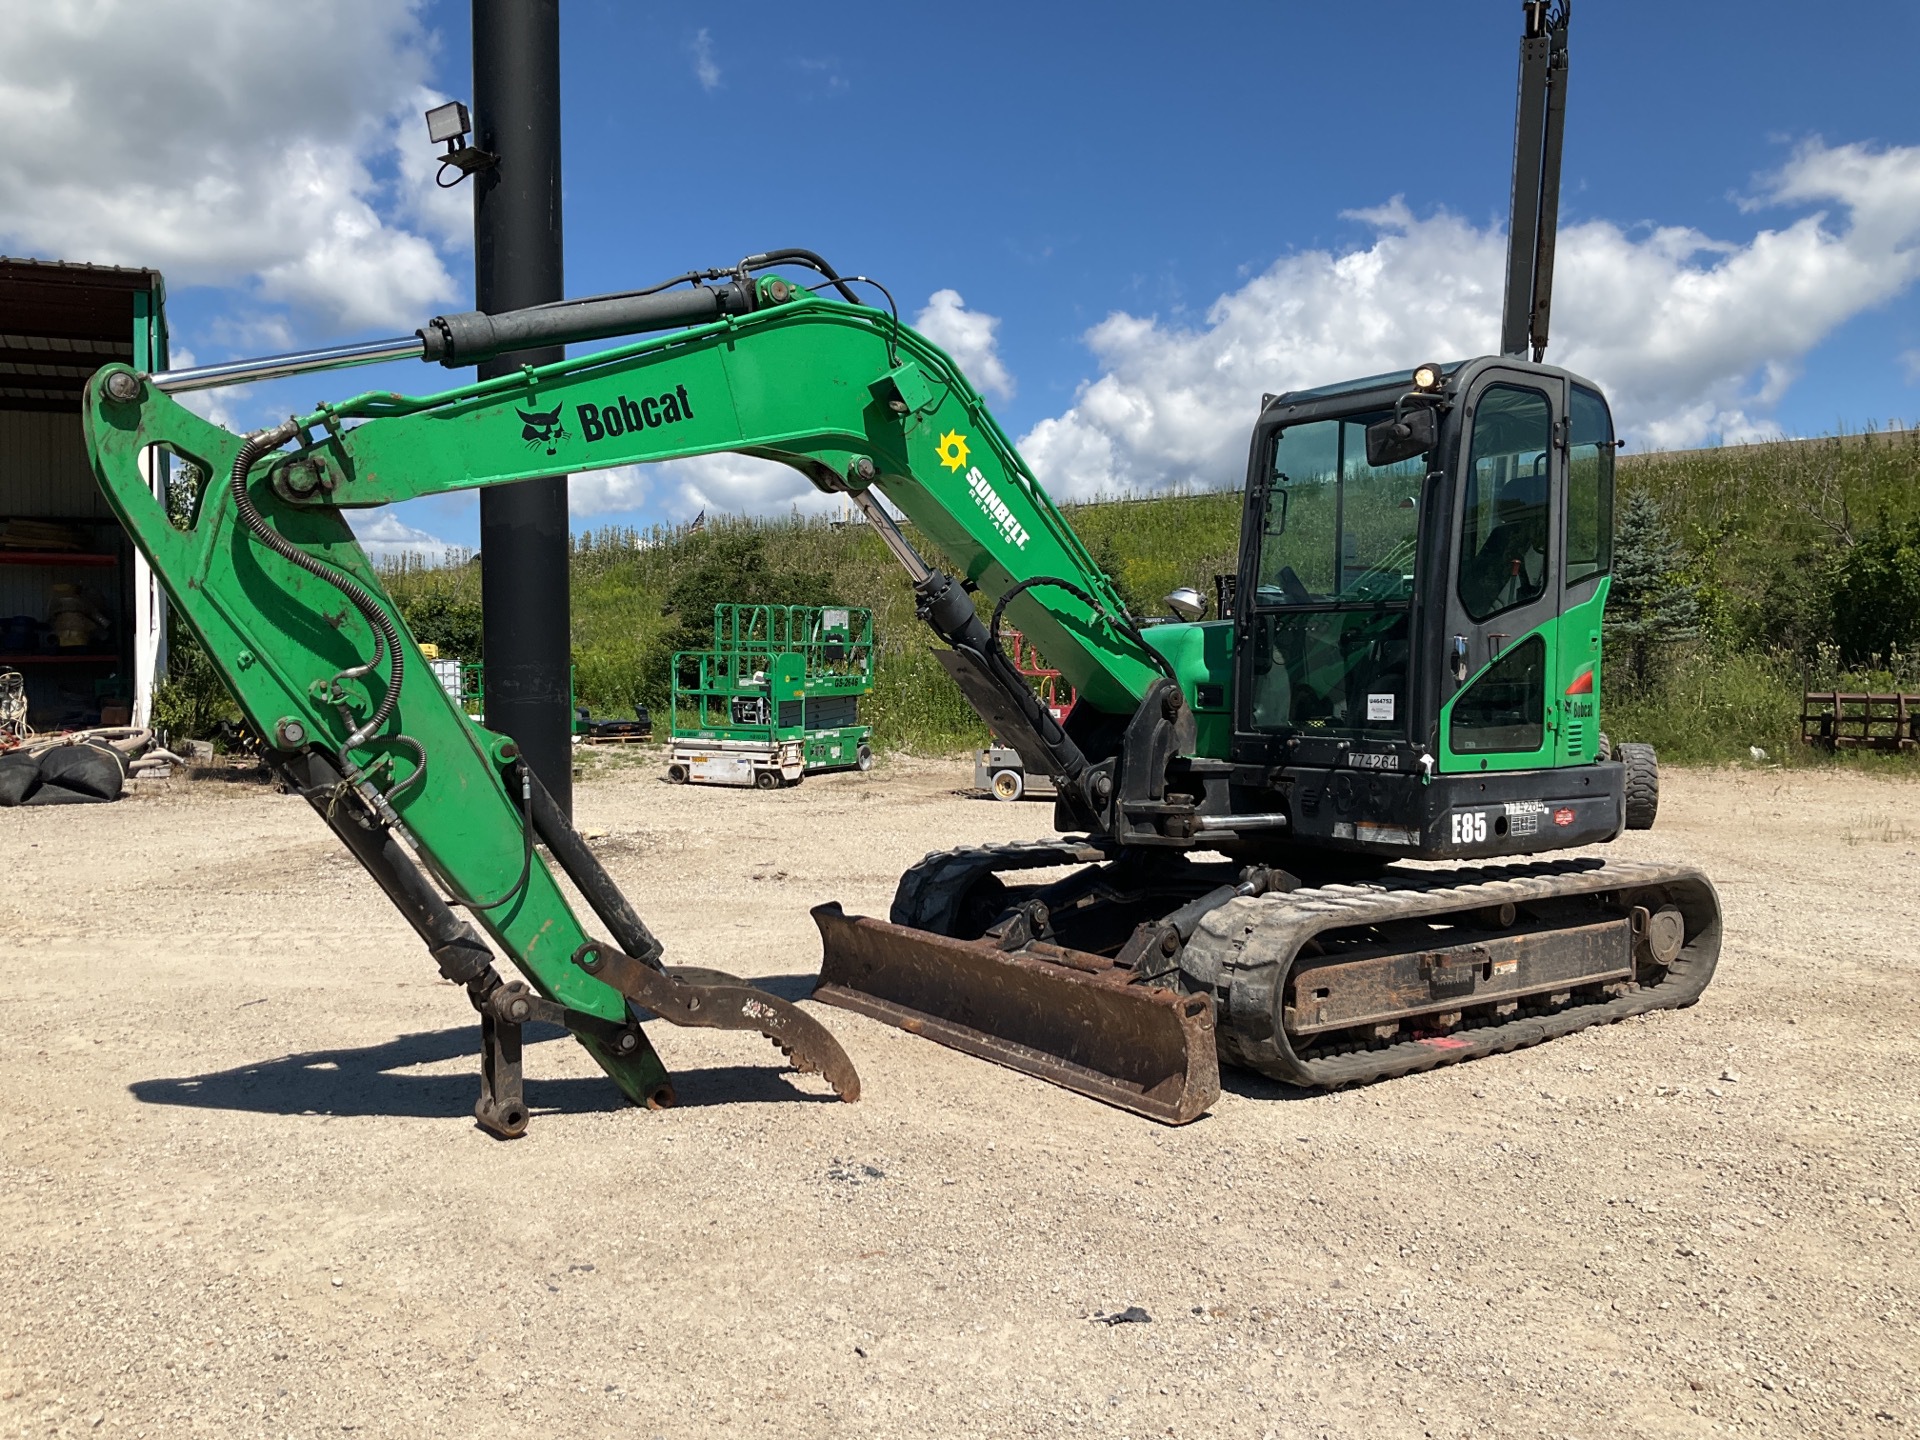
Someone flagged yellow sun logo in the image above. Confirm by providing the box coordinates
[935,431,970,472]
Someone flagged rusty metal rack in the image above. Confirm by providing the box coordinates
[1800,691,1920,751]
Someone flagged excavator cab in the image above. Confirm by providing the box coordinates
[1223,355,1625,863]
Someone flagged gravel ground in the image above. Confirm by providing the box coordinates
[1,751,1915,1439]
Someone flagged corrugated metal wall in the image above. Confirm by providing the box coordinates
[0,409,107,518]
[0,409,118,626]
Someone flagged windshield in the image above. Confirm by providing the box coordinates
[1256,412,1428,607]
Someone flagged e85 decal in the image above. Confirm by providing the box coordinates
[1450,810,1488,844]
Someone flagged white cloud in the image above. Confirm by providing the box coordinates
[914,289,1015,400]
[569,465,651,518]
[1021,139,1920,496]
[349,511,456,565]
[0,0,459,332]
[690,29,721,92]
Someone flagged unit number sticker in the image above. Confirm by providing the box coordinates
[1450,810,1488,844]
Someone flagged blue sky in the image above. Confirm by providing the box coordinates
[5,1,1919,559]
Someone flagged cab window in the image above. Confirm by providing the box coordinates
[1566,385,1614,586]
[1256,413,1425,607]
[1458,385,1552,622]
[1450,635,1545,754]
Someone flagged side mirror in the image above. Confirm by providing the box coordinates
[1165,586,1208,622]
[1262,486,1291,537]
[1366,407,1438,467]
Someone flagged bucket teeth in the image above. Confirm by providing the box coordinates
[573,948,860,1102]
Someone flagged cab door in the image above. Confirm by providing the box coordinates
[1437,369,1568,774]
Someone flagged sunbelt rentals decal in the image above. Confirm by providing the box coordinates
[937,430,1028,550]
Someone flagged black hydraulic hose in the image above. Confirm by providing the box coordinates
[228,430,405,750]
[823,275,902,365]
[737,248,863,304]
[916,570,1090,785]
[513,268,718,310]
[990,576,1180,685]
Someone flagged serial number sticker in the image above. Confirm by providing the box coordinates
[1493,957,1519,976]
[1367,693,1396,721]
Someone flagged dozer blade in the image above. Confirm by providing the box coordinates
[810,903,1218,1124]
[573,944,860,1102]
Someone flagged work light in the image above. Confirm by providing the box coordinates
[425,101,470,146]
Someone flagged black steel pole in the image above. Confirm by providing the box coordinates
[473,0,572,817]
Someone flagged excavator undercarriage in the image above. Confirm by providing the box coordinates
[816,842,1719,1122]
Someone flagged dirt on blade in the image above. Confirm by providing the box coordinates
[1,752,1914,1438]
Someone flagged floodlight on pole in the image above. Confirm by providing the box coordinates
[424,99,497,186]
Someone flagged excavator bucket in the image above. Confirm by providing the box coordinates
[810,903,1218,1124]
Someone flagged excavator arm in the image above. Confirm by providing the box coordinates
[79,266,1206,1130]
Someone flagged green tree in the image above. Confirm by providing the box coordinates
[1829,510,1920,665]
[383,554,483,657]
[1605,491,1702,690]
[397,579,484,658]
[638,530,837,707]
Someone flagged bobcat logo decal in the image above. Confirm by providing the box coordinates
[517,405,568,456]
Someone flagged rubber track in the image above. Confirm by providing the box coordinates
[889,846,1722,1093]
[1180,856,1721,1088]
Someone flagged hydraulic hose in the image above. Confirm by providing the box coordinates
[737,248,863,304]
[989,576,1180,686]
[227,429,405,751]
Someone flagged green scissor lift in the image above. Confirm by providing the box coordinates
[665,604,873,790]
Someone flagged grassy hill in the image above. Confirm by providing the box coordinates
[1602,425,1920,760]
[382,488,1248,755]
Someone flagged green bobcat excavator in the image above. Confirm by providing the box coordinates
[80,0,1718,1132]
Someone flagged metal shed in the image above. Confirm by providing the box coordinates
[1,258,169,729]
